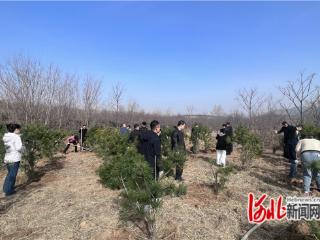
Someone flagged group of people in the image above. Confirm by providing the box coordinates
[120,120,187,181]
[215,122,233,167]
[276,121,320,195]
[4,118,320,197]
[1,123,89,197]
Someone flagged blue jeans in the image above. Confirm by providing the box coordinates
[3,162,20,196]
[301,151,320,192]
[287,140,298,178]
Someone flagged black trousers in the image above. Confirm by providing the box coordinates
[175,165,183,180]
[63,143,78,153]
[226,144,233,155]
[147,157,160,181]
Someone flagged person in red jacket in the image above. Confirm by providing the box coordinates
[63,135,79,154]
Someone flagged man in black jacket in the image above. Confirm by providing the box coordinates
[129,124,140,143]
[140,120,162,180]
[137,121,148,155]
[140,121,148,131]
[171,120,186,181]
[276,121,302,180]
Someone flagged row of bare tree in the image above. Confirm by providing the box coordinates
[0,56,222,129]
[0,56,319,140]
[0,56,103,128]
[237,72,319,127]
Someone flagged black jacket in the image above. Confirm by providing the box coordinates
[225,126,233,137]
[140,130,161,168]
[216,133,227,150]
[129,129,140,143]
[171,127,186,151]
[278,125,297,144]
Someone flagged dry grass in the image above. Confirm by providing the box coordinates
[0,148,306,240]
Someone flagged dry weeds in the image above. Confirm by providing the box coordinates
[0,148,305,240]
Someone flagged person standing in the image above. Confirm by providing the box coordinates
[225,122,233,155]
[140,121,148,131]
[216,128,227,167]
[2,123,23,197]
[79,124,88,151]
[171,120,186,181]
[137,121,148,154]
[120,123,129,136]
[276,122,302,180]
[296,136,320,195]
[129,124,140,143]
[140,120,162,180]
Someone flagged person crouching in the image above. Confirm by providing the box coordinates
[63,135,79,154]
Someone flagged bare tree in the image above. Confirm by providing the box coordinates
[126,100,140,124]
[82,75,101,126]
[279,72,319,124]
[309,89,320,126]
[211,104,224,116]
[55,74,78,129]
[110,82,125,127]
[186,105,194,116]
[0,55,46,124]
[237,88,265,128]
[43,65,60,126]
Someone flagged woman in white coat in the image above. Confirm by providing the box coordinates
[2,123,22,197]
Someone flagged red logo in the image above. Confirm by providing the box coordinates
[247,193,287,224]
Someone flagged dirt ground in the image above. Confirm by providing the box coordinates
[0,148,307,240]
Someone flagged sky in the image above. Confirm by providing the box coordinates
[0,1,319,114]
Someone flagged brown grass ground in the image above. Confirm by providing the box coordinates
[0,148,307,240]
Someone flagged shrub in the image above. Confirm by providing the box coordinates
[87,127,129,160]
[234,125,263,169]
[120,177,187,239]
[191,124,201,153]
[94,126,187,239]
[191,124,212,153]
[98,148,153,190]
[0,124,6,169]
[160,126,174,156]
[301,124,320,139]
[21,124,68,178]
[199,125,213,152]
[309,220,320,239]
[212,166,233,194]
[162,150,187,177]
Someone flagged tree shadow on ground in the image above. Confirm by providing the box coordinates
[260,152,287,167]
[17,155,65,186]
[0,155,66,214]
[197,155,215,164]
[250,165,302,192]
